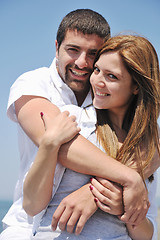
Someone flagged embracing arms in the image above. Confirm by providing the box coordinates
[15,96,159,223]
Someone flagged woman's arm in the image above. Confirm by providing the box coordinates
[23,111,80,216]
[90,179,154,239]
[91,171,158,239]
[126,218,153,240]
[126,174,157,240]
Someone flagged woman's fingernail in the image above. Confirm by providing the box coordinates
[40,112,44,117]
[94,198,98,203]
[90,178,93,182]
[89,185,93,190]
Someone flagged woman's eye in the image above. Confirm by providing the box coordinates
[93,66,100,73]
[108,74,117,79]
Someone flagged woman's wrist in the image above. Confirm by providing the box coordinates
[40,133,61,153]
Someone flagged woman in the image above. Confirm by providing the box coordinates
[89,34,160,239]
[24,35,160,239]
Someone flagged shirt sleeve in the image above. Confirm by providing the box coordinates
[146,171,158,239]
[60,104,96,139]
[7,67,52,122]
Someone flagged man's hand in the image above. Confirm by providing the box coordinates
[90,177,123,216]
[51,184,97,235]
[89,176,149,226]
[120,172,149,226]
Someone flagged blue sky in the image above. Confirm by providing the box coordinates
[0,0,160,201]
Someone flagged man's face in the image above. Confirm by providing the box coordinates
[56,30,104,98]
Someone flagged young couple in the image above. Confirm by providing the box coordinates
[1,9,160,240]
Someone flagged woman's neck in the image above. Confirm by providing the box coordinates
[111,123,127,144]
[108,111,127,143]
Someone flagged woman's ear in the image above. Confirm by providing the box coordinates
[133,85,139,95]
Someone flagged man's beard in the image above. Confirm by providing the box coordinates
[64,64,91,93]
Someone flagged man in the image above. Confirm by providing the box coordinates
[1,9,159,239]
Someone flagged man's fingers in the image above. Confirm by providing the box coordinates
[119,210,132,223]
[120,203,148,225]
[128,204,148,226]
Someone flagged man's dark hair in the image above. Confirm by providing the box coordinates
[56,9,110,49]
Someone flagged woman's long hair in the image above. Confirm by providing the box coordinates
[95,35,160,181]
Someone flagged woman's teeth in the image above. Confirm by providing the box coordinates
[96,91,109,96]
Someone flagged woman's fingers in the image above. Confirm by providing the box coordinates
[40,111,81,146]
[90,178,123,215]
[40,111,47,130]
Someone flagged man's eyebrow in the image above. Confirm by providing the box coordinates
[65,44,98,52]
[88,49,97,53]
[65,44,80,48]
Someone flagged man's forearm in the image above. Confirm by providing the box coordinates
[58,134,138,186]
[59,134,150,226]
[15,96,159,182]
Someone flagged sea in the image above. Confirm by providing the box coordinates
[0,200,12,233]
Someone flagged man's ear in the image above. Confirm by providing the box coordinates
[55,40,59,59]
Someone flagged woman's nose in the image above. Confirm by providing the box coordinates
[94,77,105,88]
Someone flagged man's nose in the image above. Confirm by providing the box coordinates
[75,52,88,69]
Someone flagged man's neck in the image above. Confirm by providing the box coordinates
[75,91,89,106]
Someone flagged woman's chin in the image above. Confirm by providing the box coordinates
[93,103,104,110]
[93,99,107,109]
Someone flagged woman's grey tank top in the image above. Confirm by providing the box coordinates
[39,134,131,240]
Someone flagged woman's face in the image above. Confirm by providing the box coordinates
[90,51,138,114]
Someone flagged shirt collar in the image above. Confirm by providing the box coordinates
[49,58,66,88]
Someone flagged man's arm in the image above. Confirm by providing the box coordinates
[15,95,60,145]
[15,95,160,180]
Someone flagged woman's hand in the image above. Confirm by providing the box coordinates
[23,111,80,216]
[89,177,124,216]
[51,184,98,235]
[89,176,149,227]
[40,111,81,149]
